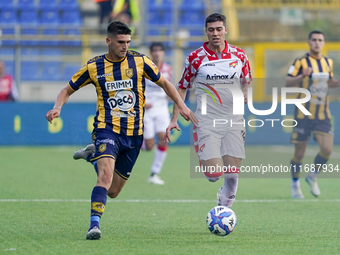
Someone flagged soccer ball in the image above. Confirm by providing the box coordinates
[206,206,237,236]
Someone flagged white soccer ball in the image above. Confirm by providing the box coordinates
[206,206,237,236]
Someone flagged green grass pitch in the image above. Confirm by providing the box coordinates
[0,145,339,255]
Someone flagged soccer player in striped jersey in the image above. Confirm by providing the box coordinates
[286,30,340,199]
[46,21,196,240]
[143,42,172,185]
[165,13,252,208]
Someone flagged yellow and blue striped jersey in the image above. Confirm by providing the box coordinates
[287,53,333,120]
[68,50,162,136]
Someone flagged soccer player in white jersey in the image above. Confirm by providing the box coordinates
[143,42,172,185]
[165,13,252,207]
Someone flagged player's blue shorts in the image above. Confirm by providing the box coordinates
[89,129,143,180]
[291,118,333,143]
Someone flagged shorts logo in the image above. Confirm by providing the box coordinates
[200,144,205,151]
[125,68,134,78]
[99,143,106,153]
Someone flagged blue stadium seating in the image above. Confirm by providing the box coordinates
[0,48,15,55]
[39,0,57,11]
[4,61,15,77]
[40,10,59,24]
[62,28,81,46]
[179,0,205,10]
[17,0,36,10]
[0,9,17,24]
[0,0,15,10]
[179,10,205,27]
[59,0,79,11]
[21,61,40,81]
[40,10,60,45]
[40,48,62,56]
[19,10,39,45]
[0,10,17,45]
[62,63,80,80]
[41,61,62,80]
[61,10,81,25]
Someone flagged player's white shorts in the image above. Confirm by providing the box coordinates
[193,120,246,160]
[143,103,170,139]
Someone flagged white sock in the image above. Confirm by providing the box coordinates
[222,174,239,207]
[151,146,167,175]
[292,179,301,187]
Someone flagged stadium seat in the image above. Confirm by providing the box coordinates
[59,0,79,11]
[41,61,62,81]
[39,10,60,45]
[21,47,40,56]
[188,29,204,47]
[39,0,57,11]
[4,61,15,77]
[0,9,17,24]
[62,28,81,46]
[0,47,15,55]
[19,10,39,45]
[179,10,205,27]
[147,7,163,26]
[40,48,62,56]
[62,63,80,80]
[20,61,40,81]
[0,9,17,45]
[179,0,204,10]
[61,10,81,25]
[40,10,59,24]
[0,0,15,10]
[17,0,36,10]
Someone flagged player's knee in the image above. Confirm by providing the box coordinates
[204,171,223,182]
[145,141,154,151]
[158,139,167,149]
[107,190,120,198]
[321,148,332,157]
[97,172,113,187]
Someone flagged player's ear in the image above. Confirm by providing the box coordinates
[225,27,228,34]
[106,37,111,46]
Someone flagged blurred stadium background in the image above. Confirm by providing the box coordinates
[1,0,340,145]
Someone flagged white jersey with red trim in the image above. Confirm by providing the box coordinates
[145,62,172,107]
[178,41,251,123]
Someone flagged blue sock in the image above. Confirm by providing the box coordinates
[314,152,329,172]
[291,159,302,182]
[308,152,329,178]
[90,186,107,230]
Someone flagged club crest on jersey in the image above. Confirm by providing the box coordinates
[125,68,134,78]
[229,61,238,68]
[200,144,205,151]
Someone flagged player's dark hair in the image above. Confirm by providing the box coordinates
[308,30,324,39]
[107,21,131,37]
[205,13,227,28]
[149,42,165,52]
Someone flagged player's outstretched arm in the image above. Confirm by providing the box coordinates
[46,85,74,123]
[156,76,198,123]
[285,67,312,87]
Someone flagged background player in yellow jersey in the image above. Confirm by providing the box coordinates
[46,21,196,240]
[285,30,340,199]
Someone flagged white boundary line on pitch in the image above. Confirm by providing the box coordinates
[0,199,340,203]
